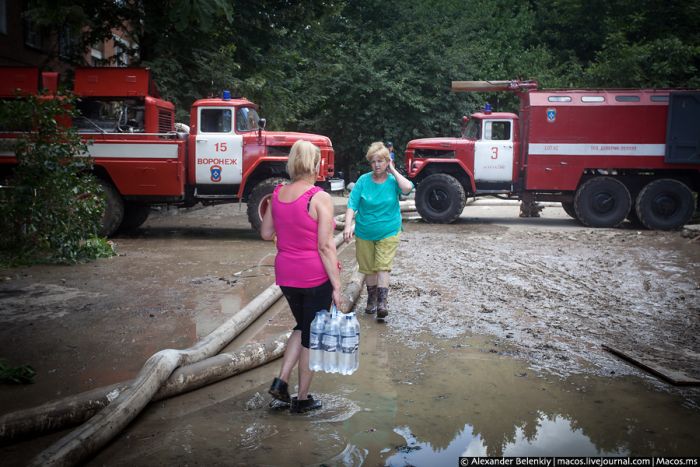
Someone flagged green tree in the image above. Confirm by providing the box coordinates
[267,0,569,175]
[0,94,113,265]
[23,0,700,177]
[530,0,700,88]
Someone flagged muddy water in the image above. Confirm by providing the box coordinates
[2,201,699,465]
[83,318,699,466]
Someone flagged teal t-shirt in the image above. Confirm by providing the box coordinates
[348,173,412,241]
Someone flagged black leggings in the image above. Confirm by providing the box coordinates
[280,280,333,349]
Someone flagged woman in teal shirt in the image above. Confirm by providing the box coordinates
[343,142,413,320]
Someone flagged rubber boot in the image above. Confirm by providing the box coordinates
[365,285,378,315]
[376,287,389,320]
[268,377,290,403]
[290,395,322,413]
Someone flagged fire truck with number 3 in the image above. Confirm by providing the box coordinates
[0,67,343,236]
[405,80,699,230]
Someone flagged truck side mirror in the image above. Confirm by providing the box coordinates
[460,116,469,137]
[257,118,266,139]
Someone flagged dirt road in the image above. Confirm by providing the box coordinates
[1,199,698,465]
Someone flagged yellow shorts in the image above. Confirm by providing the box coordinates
[355,233,400,274]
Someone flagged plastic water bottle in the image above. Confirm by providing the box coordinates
[350,312,360,373]
[309,309,328,372]
[339,314,357,375]
[321,307,340,373]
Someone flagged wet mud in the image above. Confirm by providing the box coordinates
[1,200,699,465]
[393,217,700,386]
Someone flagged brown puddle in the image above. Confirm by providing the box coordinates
[77,320,700,466]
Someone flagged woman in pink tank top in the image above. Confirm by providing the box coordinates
[260,140,342,414]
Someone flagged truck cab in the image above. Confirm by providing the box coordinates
[187,94,341,230]
[405,109,520,223]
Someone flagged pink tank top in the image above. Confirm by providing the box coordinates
[272,184,329,288]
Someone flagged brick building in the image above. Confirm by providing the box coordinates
[0,0,136,75]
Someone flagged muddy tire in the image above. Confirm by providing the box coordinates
[97,179,124,237]
[246,177,288,231]
[574,177,631,228]
[415,173,466,223]
[561,201,578,219]
[118,202,151,232]
[635,179,695,230]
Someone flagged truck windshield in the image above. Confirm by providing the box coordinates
[236,107,261,132]
[463,118,481,139]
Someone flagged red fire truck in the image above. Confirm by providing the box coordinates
[0,67,343,235]
[405,80,700,229]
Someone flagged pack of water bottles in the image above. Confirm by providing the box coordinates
[309,304,360,375]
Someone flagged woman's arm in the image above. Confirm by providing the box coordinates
[388,161,414,194]
[260,198,276,241]
[314,191,343,308]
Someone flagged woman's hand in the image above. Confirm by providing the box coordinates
[343,224,354,243]
[332,288,344,312]
[343,207,355,243]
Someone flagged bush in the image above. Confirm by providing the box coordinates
[0,92,114,265]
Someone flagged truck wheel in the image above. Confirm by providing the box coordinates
[574,177,631,228]
[118,202,151,232]
[415,173,466,223]
[246,177,288,231]
[97,179,124,237]
[635,179,695,230]
[561,201,578,220]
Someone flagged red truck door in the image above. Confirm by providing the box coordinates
[474,119,514,192]
[194,106,243,185]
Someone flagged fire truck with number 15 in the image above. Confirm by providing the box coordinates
[0,67,344,236]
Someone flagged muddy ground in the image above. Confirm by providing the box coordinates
[0,198,699,466]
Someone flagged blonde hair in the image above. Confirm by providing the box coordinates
[365,142,391,163]
[287,140,321,180]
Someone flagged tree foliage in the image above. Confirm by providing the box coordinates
[0,94,114,265]
[24,0,700,176]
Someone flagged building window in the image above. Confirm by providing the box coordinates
[24,16,43,49]
[0,0,7,35]
[59,26,80,60]
[112,33,134,66]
